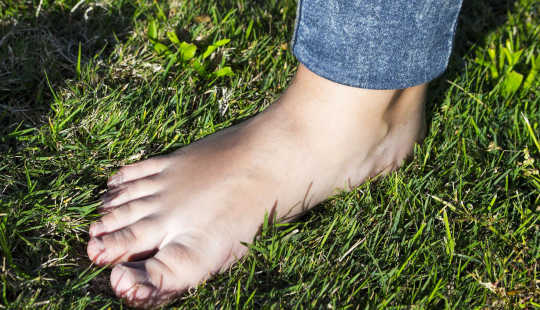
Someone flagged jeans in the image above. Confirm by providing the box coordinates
[291,0,464,89]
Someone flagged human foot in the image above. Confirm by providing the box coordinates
[87,64,427,308]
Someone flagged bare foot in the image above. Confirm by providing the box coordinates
[87,64,427,308]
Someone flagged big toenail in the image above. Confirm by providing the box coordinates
[89,237,105,252]
[89,238,107,264]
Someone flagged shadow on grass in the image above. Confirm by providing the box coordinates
[0,2,139,306]
[0,1,137,137]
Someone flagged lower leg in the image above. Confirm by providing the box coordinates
[87,64,427,307]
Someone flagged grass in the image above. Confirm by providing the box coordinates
[0,0,538,308]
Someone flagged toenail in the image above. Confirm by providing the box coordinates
[130,284,150,300]
[101,193,110,204]
[89,237,105,252]
[101,190,120,206]
[89,221,105,236]
[108,173,123,187]
[101,192,112,202]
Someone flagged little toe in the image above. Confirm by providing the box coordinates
[90,195,161,237]
[87,217,165,266]
[108,156,169,188]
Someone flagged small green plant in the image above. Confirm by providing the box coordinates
[147,18,234,79]
[475,39,539,97]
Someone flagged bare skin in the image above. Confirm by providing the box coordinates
[87,64,427,308]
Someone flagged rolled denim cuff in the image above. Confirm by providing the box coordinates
[291,0,463,90]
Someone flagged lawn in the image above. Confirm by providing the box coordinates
[0,0,538,308]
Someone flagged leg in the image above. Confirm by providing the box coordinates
[87,1,462,307]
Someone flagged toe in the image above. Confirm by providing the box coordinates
[101,175,163,209]
[87,217,165,265]
[90,196,160,237]
[110,243,208,308]
[108,156,169,188]
[110,262,164,308]
[110,258,178,307]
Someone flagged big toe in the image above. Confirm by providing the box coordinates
[110,262,173,308]
[87,217,165,266]
[110,242,213,308]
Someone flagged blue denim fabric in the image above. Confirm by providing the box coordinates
[292,0,463,89]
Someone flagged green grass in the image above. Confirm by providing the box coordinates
[1,0,538,308]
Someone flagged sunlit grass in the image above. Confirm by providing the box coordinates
[0,0,538,308]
